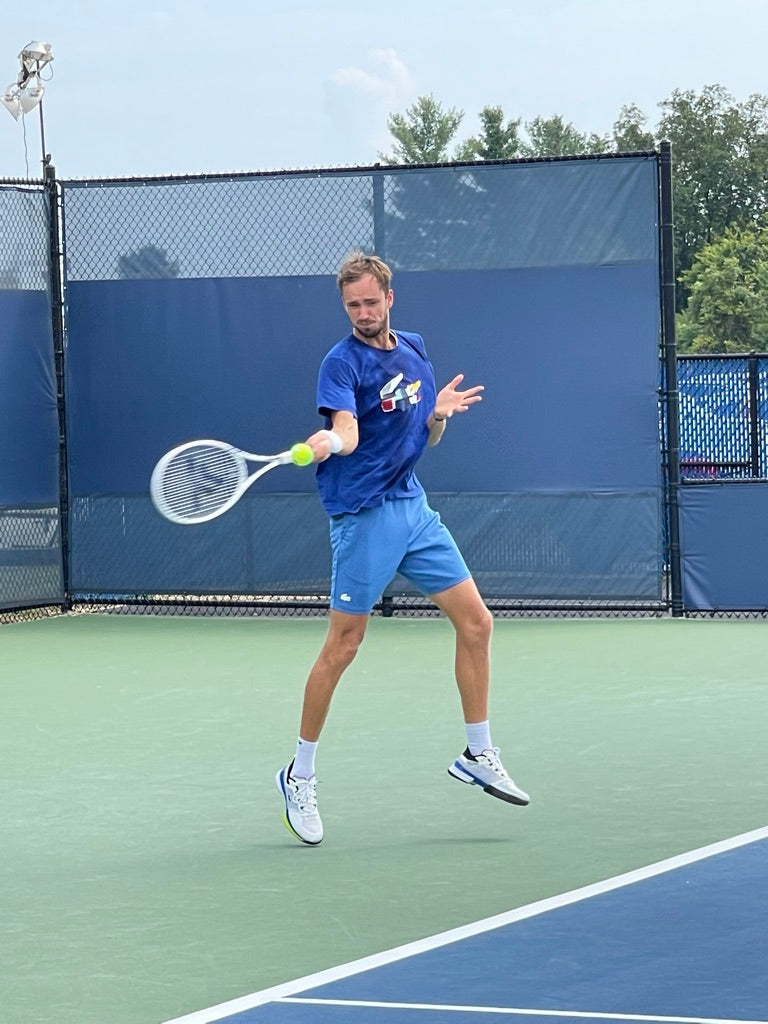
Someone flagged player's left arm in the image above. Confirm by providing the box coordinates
[428,374,484,447]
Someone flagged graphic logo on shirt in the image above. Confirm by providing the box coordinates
[380,372,422,413]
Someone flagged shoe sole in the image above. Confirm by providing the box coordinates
[275,770,323,846]
[448,762,530,806]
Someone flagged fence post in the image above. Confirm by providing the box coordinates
[372,170,386,260]
[747,352,760,477]
[45,165,71,611]
[659,141,684,616]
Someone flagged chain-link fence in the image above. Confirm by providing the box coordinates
[13,162,768,619]
[0,182,51,289]
[678,354,768,480]
[57,157,666,617]
[61,158,659,282]
[63,171,375,281]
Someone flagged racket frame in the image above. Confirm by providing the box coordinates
[150,438,295,525]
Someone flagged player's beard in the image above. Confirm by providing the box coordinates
[355,317,388,342]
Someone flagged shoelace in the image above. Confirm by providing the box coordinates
[290,776,318,814]
[478,747,510,779]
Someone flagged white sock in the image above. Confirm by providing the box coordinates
[465,720,492,757]
[292,737,318,779]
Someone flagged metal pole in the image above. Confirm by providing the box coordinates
[38,97,50,172]
[659,140,684,616]
[45,168,70,609]
[747,352,760,477]
[372,171,385,259]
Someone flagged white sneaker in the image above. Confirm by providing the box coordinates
[448,747,530,806]
[275,761,323,845]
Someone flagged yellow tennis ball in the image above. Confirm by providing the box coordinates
[291,442,314,467]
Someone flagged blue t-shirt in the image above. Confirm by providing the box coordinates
[315,330,437,515]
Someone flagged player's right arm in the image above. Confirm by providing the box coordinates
[306,410,358,461]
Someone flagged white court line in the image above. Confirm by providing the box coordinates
[282,997,768,1024]
[161,824,768,1024]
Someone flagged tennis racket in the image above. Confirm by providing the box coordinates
[150,439,313,525]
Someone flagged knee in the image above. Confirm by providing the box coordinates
[337,631,364,666]
[460,605,493,646]
[478,606,494,643]
[323,622,366,670]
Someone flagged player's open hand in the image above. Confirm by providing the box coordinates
[434,374,484,420]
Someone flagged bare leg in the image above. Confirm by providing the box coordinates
[299,609,369,741]
[429,577,493,723]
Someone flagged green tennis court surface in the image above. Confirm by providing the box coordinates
[2,614,766,1024]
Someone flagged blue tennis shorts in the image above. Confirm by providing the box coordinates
[329,493,470,614]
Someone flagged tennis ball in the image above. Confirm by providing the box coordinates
[291,442,314,467]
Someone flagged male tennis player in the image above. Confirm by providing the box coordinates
[276,252,529,845]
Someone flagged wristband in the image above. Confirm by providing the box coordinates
[321,429,343,454]
[433,413,447,422]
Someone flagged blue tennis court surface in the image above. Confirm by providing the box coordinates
[164,827,768,1024]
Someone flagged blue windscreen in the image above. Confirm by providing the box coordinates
[680,483,768,610]
[62,156,663,602]
[0,290,60,505]
[0,284,63,607]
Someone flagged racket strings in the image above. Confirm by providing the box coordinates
[159,445,245,519]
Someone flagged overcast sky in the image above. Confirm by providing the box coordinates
[1,0,766,180]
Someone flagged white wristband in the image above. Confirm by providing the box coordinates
[321,429,343,454]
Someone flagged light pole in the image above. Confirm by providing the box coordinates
[1,41,54,175]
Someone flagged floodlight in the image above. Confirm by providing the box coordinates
[19,41,53,70]
[3,41,55,171]
[19,79,44,114]
[1,85,20,120]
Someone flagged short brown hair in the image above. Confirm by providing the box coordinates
[337,251,392,293]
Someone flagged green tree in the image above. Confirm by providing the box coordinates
[676,220,768,352]
[379,95,464,165]
[658,85,768,288]
[612,103,656,151]
[520,115,608,157]
[379,85,768,326]
[117,244,180,279]
[383,101,608,165]
[455,105,522,161]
